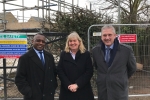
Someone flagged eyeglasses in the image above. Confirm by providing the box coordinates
[35,39,46,43]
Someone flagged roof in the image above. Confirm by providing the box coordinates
[0,12,12,19]
[29,16,45,22]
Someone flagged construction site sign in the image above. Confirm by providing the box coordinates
[0,33,27,58]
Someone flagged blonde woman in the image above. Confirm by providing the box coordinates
[57,31,94,100]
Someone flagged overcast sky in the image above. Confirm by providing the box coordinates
[0,0,90,22]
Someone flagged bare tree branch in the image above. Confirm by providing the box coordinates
[90,0,150,23]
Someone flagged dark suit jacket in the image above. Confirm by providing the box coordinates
[57,50,94,100]
[15,48,58,100]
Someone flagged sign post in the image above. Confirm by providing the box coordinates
[3,59,7,100]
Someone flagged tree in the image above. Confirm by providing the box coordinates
[45,7,113,49]
[50,8,112,33]
[90,0,150,23]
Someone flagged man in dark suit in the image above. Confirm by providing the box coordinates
[15,33,57,100]
[92,25,136,100]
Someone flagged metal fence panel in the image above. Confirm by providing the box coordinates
[88,24,150,100]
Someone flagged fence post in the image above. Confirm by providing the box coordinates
[3,58,7,100]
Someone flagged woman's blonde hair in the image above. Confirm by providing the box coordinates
[64,31,86,53]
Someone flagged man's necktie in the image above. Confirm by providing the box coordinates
[105,48,111,64]
[39,52,45,66]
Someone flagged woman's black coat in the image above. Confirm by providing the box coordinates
[57,50,94,100]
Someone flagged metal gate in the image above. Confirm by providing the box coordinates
[87,24,150,100]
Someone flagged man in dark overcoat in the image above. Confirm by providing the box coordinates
[92,25,136,100]
[15,33,58,100]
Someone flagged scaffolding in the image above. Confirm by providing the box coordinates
[0,0,85,32]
